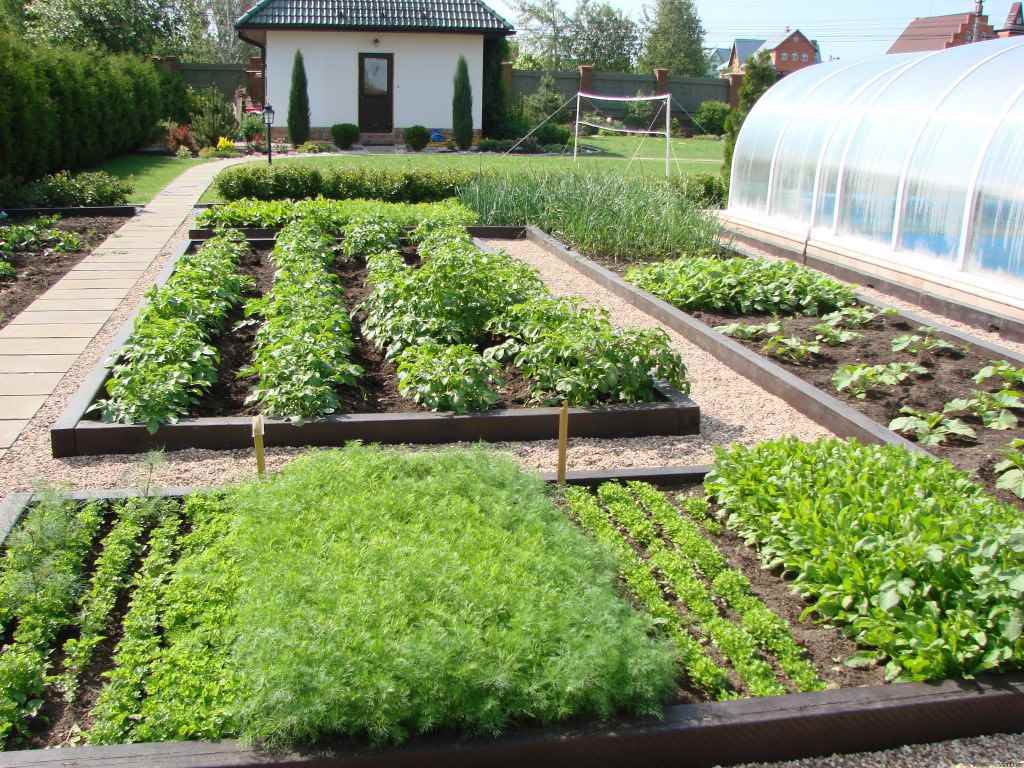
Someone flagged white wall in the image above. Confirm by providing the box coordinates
[265,30,484,130]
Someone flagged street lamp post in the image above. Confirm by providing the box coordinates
[262,103,275,166]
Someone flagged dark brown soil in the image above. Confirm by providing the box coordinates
[690,307,1024,509]
[0,216,126,330]
[193,247,534,417]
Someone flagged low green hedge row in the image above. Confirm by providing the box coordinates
[0,170,134,208]
[213,164,474,203]
[241,220,362,420]
[93,232,252,431]
[706,438,1024,681]
[195,197,477,232]
[626,255,856,316]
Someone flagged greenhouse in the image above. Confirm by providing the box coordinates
[727,36,1024,301]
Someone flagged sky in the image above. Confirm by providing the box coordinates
[487,0,1017,63]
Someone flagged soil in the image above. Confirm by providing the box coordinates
[688,307,1024,509]
[194,245,538,418]
[0,217,126,330]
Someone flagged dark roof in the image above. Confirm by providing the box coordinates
[732,38,766,66]
[236,0,514,34]
[887,12,996,54]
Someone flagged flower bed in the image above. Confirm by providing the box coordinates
[626,255,1024,508]
[52,202,698,456]
[0,214,128,329]
[1,441,1021,762]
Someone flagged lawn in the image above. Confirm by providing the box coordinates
[97,154,212,204]
[199,135,723,202]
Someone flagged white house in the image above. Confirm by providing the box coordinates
[236,0,514,142]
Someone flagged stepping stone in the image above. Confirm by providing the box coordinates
[0,420,27,449]
[29,297,122,312]
[0,395,46,419]
[57,279,137,290]
[10,311,111,325]
[44,289,128,300]
[0,355,78,373]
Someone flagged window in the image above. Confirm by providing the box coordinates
[780,52,789,62]
[802,52,809,62]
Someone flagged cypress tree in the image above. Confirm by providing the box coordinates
[288,49,311,145]
[452,55,473,150]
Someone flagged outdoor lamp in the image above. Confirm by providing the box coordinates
[262,103,275,165]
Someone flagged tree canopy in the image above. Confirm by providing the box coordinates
[514,0,641,72]
[638,0,705,77]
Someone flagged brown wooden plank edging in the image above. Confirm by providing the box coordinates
[1,488,1022,768]
[0,205,140,219]
[51,234,698,457]
[724,226,1024,343]
[522,226,927,453]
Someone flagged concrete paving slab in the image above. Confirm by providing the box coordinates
[66,270,145,280]
[0,395,47,419]
[0,421,28,448]
[0,373,63,395]
[0,337,90,355]
[0,323,102,339]
[56,279,137,290]
[9,311,111,325]
[0,355,78,373]
[44,289,129,300]
[29,298,122,312]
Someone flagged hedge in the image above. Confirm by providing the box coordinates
[214,164,474,203]
[0,32,167,182]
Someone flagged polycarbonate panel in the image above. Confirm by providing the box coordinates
[768,57,913,227]
[729,65,837,214]
[897,42,1024,261]
[835,43,995,247]
[966,91,1024,280]
[727,36,1024,292]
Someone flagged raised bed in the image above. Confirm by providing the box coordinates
[2,459,1022,768]
[51,231,699,457]
[0,214,131,330]
[523,227,1024,505]
[0,206,139,219]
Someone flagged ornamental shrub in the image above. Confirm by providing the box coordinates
[3,170,133,207]
[452,55,473,150]
[404,125,430,152]
[287,50,311,146]
[190,87,237,149]
[330,122,359,149]
[693,100,730,136]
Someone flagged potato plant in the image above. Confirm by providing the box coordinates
[706,438,1024,681]
[715,320,781,340]
[395,342,502,413]
[242,221,362,421]
[761,334,821,364]
[995,439,1024,499]
[974,360,1024,390]
[889,406,977,446]
[626,255,856,316]
[93,233,252,432]
[891,327,964,357]
[0,215,81,259]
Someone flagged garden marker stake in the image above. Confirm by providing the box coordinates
[252,414,266,479]
[557,402,569,483]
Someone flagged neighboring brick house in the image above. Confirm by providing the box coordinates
[999,2,1024,36]
[721,30,820,107]
[887,8,996,53]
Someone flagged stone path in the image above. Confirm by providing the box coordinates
[0,158,244,460]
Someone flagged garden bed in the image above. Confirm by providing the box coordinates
[1,442,1021,766]
[52,215,698,457]
[0,215,128,329]
[525,228,1024,508]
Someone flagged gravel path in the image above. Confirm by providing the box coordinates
[734,732,1023,767]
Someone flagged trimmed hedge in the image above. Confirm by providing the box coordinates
[0,33,166,182]
[214,164,473,202]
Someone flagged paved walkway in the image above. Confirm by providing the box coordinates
[0,158,243,461]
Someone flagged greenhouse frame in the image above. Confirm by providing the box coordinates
[725,36,1024,314]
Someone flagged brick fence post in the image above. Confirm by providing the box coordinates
[578,64,593,93]
[653,67,669,94]
[501,61,513,94]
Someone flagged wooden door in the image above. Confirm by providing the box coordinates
[358,53,394,132]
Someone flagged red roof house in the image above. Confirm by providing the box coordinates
[887,9,997,53]
[999,2,1024,36]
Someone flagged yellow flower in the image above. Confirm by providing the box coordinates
[216,136,234,151]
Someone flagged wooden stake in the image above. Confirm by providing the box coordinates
[252,414,266,479]
[557,402,569,484]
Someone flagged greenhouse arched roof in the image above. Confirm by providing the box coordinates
[727,36,1024,296]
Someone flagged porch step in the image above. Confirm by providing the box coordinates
[360,132,396,146]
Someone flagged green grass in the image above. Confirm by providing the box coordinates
[97,155,212,204]
[199,135,722,202]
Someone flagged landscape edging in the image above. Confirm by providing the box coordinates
[0,205,140,218]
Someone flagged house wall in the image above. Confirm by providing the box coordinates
[264,30,484,131]
[772,35,818,76]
